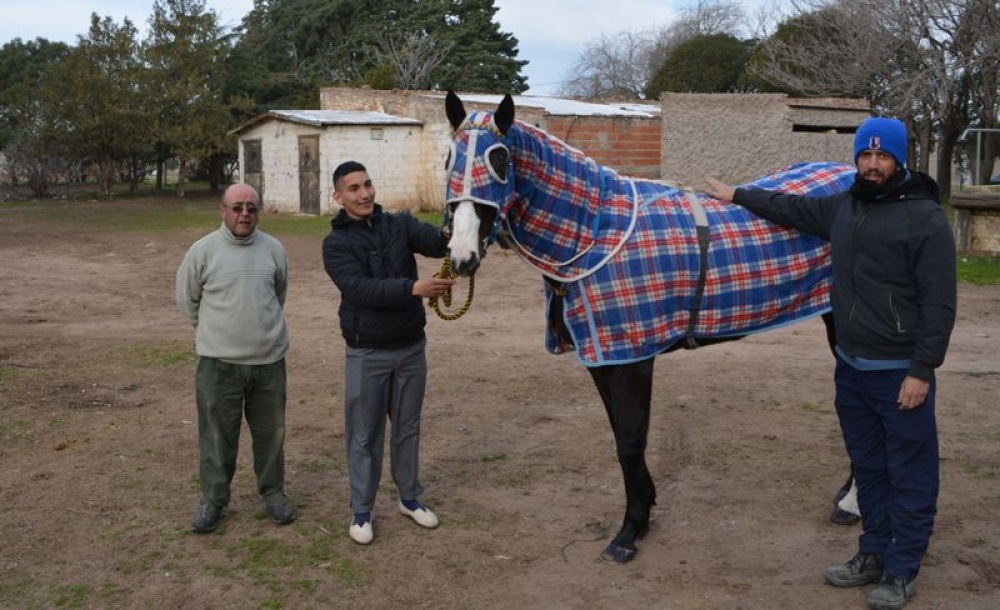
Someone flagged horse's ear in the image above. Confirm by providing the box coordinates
[495,94,514,135]
[445,90,466,131]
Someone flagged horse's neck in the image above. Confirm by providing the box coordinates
[508,122,613,216]
[502,122,640,269]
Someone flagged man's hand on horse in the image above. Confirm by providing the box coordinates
[414,276,456,298]
[704,177,735,202]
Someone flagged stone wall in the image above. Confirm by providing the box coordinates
[660,93,869,186]
[951,192,1000,254]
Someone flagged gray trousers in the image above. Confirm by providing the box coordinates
[195,357,287,508]
[344,338,427,513]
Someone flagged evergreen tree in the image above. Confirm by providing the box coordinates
[644,33,752,98]
[145,0,233,195]
[0,38,72,196]
[231,0,527,110]
[51,14,151,197]
[421,0,527,93]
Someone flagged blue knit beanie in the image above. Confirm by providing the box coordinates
[853,117,907,168]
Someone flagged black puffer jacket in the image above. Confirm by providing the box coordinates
[733,170,956,381]
[322,205,449,349]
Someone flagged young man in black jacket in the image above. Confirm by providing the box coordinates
[705,117,956,610]
[322,161,454,545]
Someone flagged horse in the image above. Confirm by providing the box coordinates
[442,91,859,563]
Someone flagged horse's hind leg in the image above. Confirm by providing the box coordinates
[588,359,656,563]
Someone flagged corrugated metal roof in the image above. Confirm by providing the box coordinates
[231,109,423,134]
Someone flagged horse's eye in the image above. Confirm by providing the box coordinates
[486,144,509,183]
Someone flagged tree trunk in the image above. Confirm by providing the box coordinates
[916,121,932,174]
[936,127,960,200]
[175,158,187,198]
[208,153,223,192]
[156,159,165,190]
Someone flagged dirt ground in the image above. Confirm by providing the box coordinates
[1,198,998,610]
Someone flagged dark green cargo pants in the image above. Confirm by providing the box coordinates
[195,357,287,508]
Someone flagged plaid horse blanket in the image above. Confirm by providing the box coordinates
[447,112,857,367]
[530,161,856,366]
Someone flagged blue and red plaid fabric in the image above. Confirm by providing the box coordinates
[446,113,857,366]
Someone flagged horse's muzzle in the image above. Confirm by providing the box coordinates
[450,251,481,277]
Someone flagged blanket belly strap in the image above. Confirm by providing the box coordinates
[684,198,711,348]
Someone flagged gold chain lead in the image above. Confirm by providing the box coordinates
[429,254,475,321]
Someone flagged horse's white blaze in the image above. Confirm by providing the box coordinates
[448,201,481,269]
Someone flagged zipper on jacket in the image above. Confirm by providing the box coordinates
[889,293,904,334]
[846,207,871,350]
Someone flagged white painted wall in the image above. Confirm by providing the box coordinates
[238,119,425,214]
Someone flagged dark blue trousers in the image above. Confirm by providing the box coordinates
[834,358,939,581]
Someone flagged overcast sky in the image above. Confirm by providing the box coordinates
[1,1,774,97]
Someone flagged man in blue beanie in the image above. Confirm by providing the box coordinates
[705,116,956,610]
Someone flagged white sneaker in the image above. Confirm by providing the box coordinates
[398,501,439,529]
[348,520,374,545]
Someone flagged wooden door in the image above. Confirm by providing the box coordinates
[298,135,320,215]
[241,140,264,202]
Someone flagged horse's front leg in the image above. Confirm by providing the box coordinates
[588,359,656,564]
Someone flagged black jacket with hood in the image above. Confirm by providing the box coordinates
[732,170,956,381]
[322,204,449,349]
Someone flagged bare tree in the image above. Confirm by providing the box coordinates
[750,0,1000,192]
[557,29,659,99]
[368,32,453,90]
[672,0,746,38]
[559,0,748,100]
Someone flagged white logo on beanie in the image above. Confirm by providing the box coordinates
[854,117,906,168]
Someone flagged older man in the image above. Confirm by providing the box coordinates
[176,183,296,533]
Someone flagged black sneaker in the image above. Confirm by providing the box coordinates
[824,553,884,587]
[868,574,917,610]
[192,498,222,533]
[265,501,297,525]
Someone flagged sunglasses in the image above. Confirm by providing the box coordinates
[225,202,259,214]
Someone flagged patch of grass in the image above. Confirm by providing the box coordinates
[115,550,161,575]
[0,579,37,607]
[294,580,318,594]
[0,364,40,385]
[961,462,1000,479]
[87,341,196,375]
[479,453,507,462]
[126,341,198,367]
[0,419,33,440]
[52,583,91,608]
[1,194,445,238]
[957,255,1000,285]
[799,401,824,412]
[327,557,371,589]
[224,535,364,596]
[261,214,331,238]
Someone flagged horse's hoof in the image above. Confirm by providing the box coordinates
[828,506,860,526]
[600,542,637,564]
